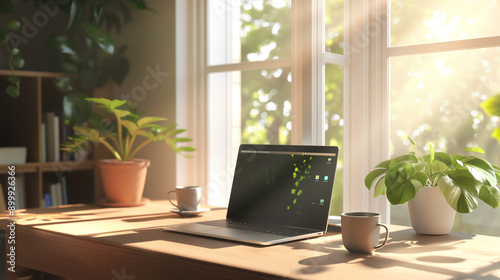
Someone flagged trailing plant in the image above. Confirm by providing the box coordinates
[61,98,195,161]
[48,0,149,126]
[0,1,24,98]
[365,136,500,214]
[2,0,149,126]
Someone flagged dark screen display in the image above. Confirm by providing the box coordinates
[227,145,339,231]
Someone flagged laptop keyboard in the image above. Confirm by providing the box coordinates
[201,219,316,237]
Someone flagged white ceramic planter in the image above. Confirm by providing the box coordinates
[408,186,456,235]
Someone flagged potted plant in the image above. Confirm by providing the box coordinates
[61,97,194,205]
[365,136,500,235]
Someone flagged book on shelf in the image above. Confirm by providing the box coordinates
[15,174,26,210]
[43,193,52,208]
[41,122,46,162]
[43,178,68,207]
[61,175,68,205]
[59,112,72,161]
[0,147,27,165]
[51,182,63,206]
[42,112,60,162]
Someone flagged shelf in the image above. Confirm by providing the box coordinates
[40,161,96,172]
[0,161,96,175]
[0,162,39,174]
[0,69,65,78]
[0,70,108,208]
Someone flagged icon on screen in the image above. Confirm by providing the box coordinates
[315,175,320,181]
[320,199,325,205]
[323,176,329,181]
[327,158,332,164]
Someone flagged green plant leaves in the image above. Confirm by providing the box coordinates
[0,1,14,14]
[365,168,387,191]
[365,136,500,213]
[109,56,130,85]
[453,155,497,187]
[121,119,139,134]
[481,94,500,117]
[113,109,131,119]
[127,0,147,10]
[137,116,166,127]
[48,35,77,56]
[7,20,20,30]
[0,30,7,44]
[63,92,92,127]
[54,77,75,93]
[66,0,81,30]
[365,154,427,202]
[438,170,479,213]
[464,147,485,154]
[6,85,19,98]
[63,98,194,161]
[385,162,426,204]
[491,128,500,144]
[478,184,500,209]
[82,23,115,55]
[5,75,20,98]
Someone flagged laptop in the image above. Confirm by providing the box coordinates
[164,144,339,246]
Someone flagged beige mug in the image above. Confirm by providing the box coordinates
[168,186,201,211]
[341,212,389,254]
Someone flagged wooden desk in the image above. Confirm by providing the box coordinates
[1,201,500,280]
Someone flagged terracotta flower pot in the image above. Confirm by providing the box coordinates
[98,159,150,203]
[408,186,456,235]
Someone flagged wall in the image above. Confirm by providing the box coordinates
[113,0,177,201]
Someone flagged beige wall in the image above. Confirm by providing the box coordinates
[113,0,177,201]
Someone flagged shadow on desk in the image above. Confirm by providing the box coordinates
[294,228,500,279]
[89,227,239,250]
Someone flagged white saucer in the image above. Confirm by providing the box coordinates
[170,207,211,217]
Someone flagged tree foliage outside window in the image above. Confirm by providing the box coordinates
[240,0,291,145]
[239,0,345,215]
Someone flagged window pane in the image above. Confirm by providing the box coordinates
[207,68,292,205]
[208,0,291,66]
[325,64,344,215]
[391,0,500,47]
[242,68,292,145]
[325,0,344,55]
[390,48,500,237]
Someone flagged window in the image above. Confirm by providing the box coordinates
[199,0,346,212]
[388,0,500,236]
[176,0,500,236]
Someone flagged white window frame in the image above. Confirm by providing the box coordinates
[175,0,391,221]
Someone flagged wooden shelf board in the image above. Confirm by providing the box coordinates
[40,161,96,172]
[0,69,65,78]
[0,161,96,175]
[0,162,39,174]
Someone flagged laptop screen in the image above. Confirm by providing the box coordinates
[227,144,339,231]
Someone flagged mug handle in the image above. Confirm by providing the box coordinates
[375,223,389,250]
[167,191,178,207]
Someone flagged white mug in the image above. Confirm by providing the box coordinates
[168,186,201,211]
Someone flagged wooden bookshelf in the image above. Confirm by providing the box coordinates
[0,70,109,209]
